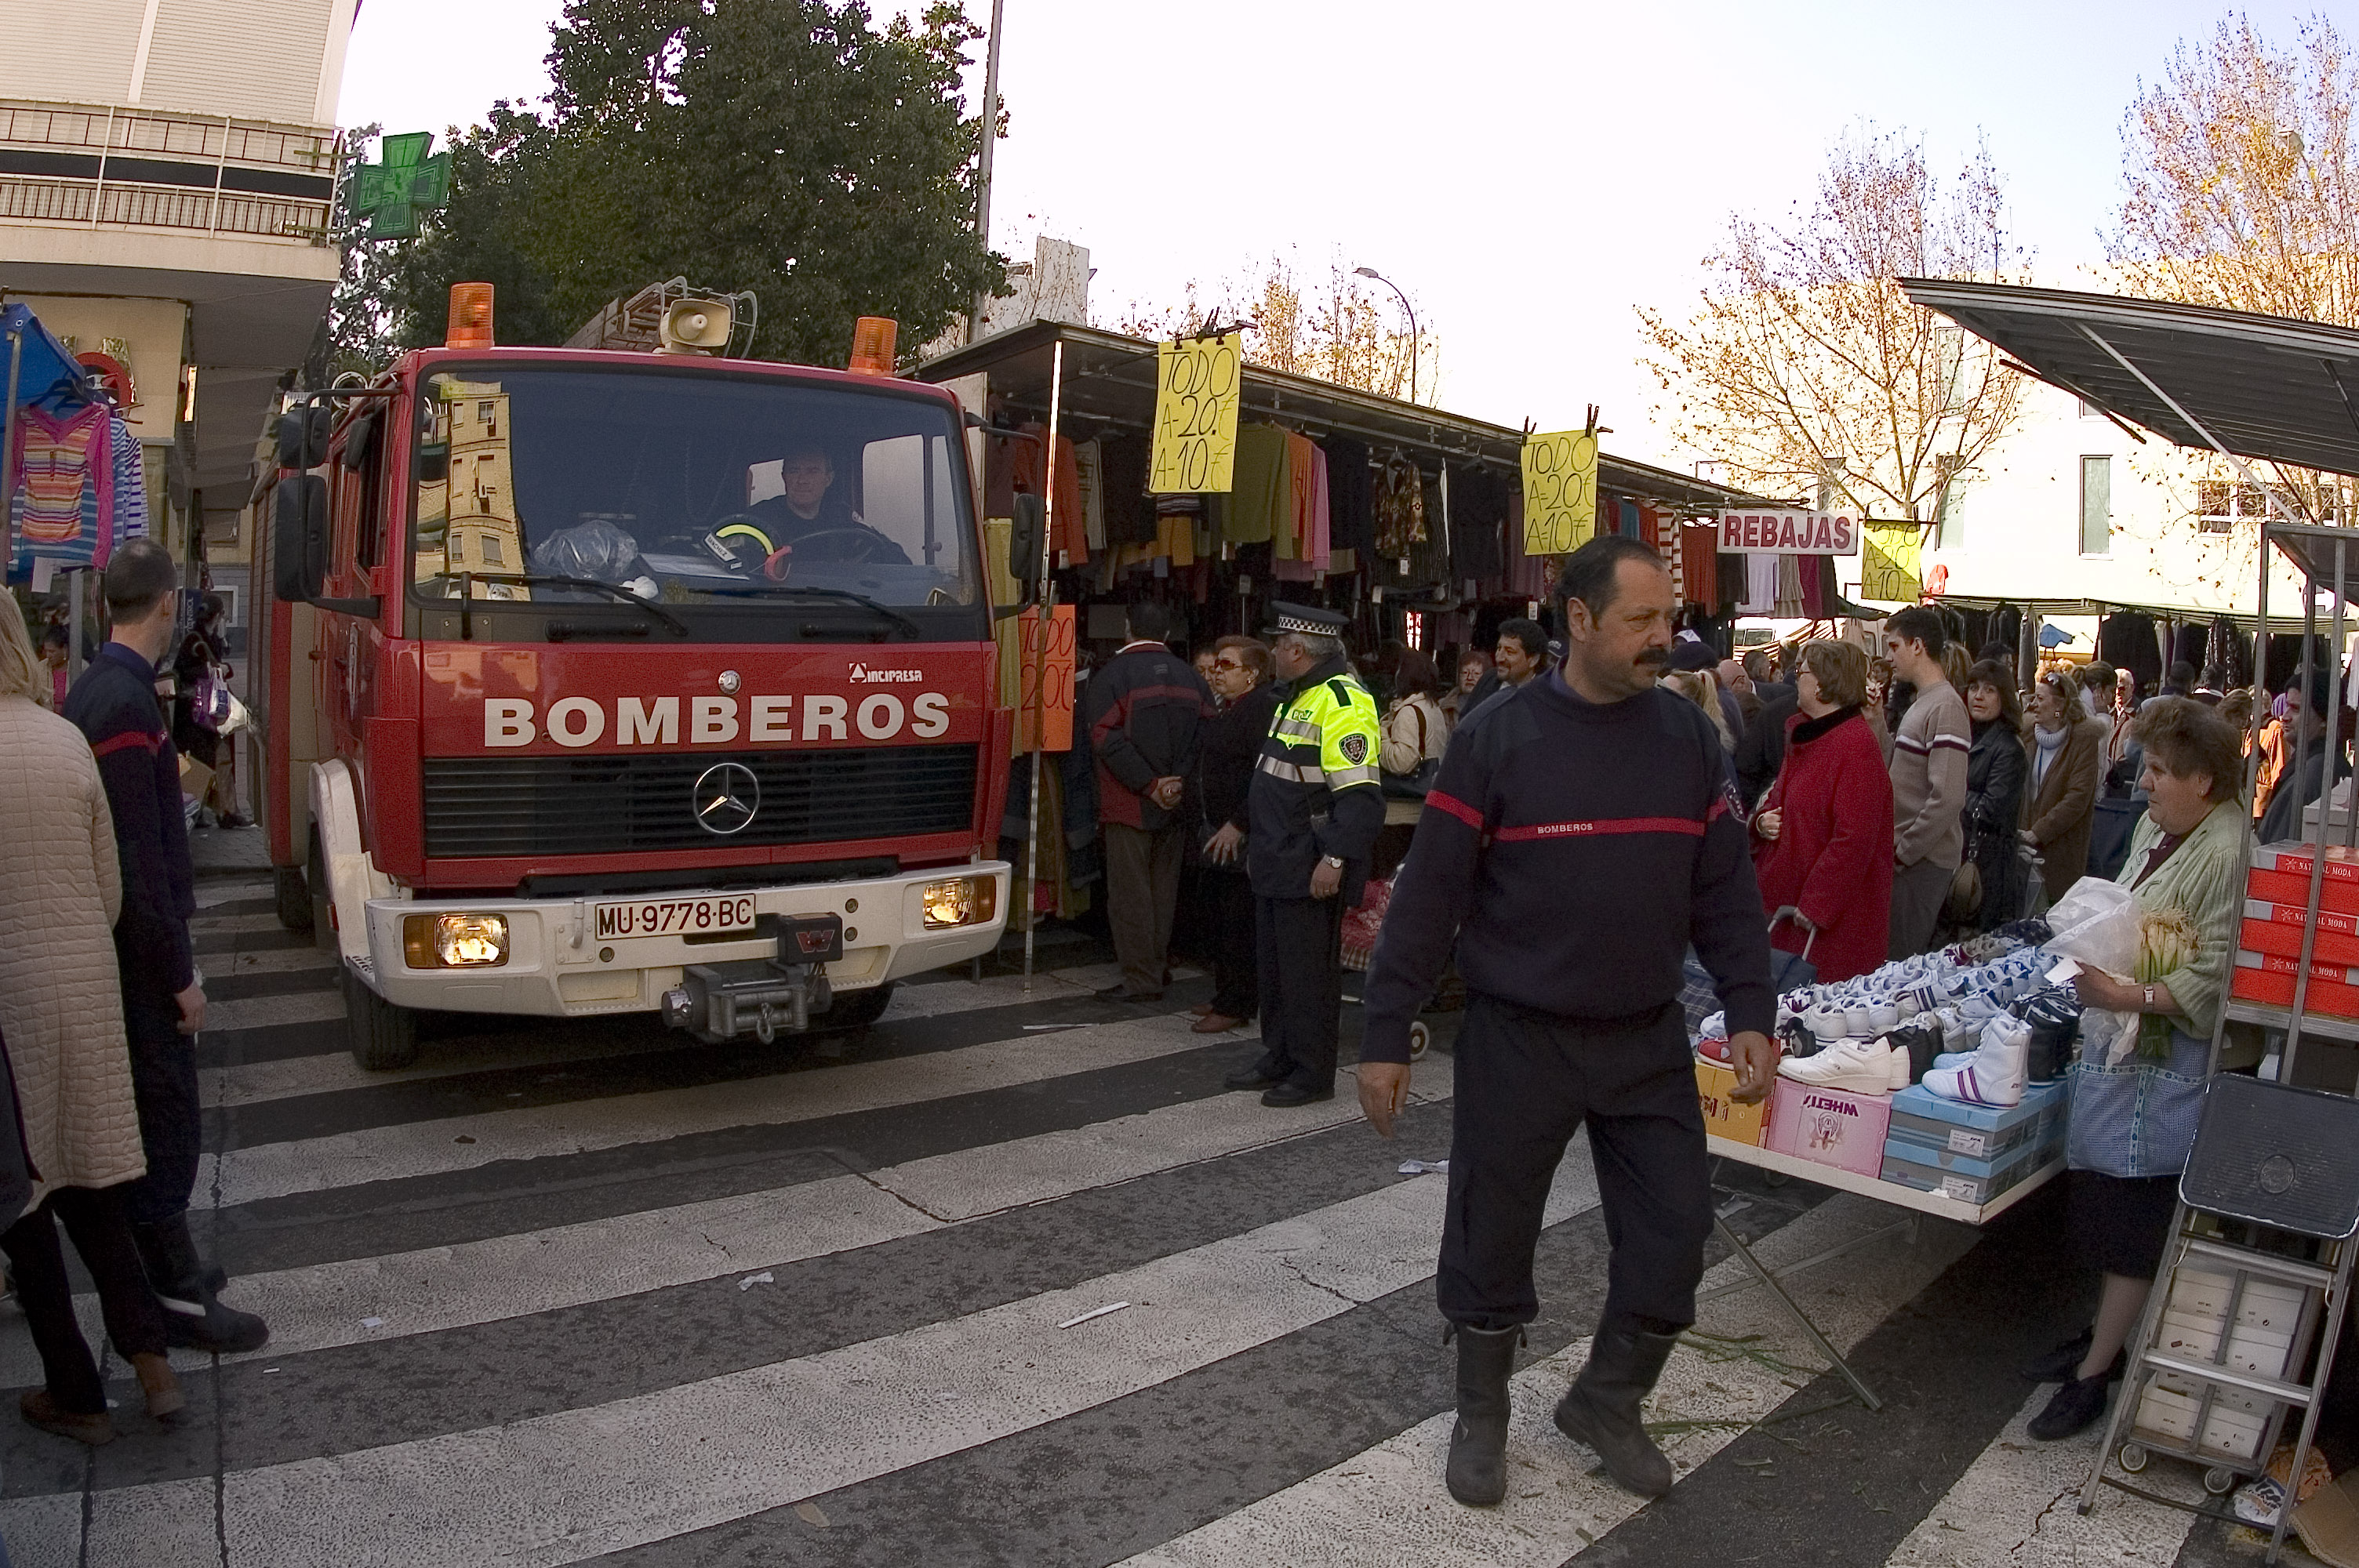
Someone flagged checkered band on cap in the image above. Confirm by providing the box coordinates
[1269,601,1346,637]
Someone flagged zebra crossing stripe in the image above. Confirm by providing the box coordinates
[198,1010,1256,1208]
[1123,1195,1978,1567]
[48,1155,1607,1566]
[3,1062,1454,1388]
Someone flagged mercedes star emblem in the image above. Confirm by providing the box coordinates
[718,670,741,694]
[692,762,760,835]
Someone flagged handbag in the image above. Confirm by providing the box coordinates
[1943,858,1983,923]
[1381,699,1440,798]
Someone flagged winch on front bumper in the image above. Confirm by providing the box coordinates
[662,914,845,1044]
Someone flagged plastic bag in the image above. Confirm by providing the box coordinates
[2041,877,2140,1065]
[530,519,642,583]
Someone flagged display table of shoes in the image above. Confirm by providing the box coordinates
[1692,918,2074,1225]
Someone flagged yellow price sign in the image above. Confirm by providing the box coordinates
[1150,333,1242,492]
[1860,521,1925,602]
[1521,429,1599,555]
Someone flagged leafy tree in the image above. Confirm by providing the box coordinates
[1638,128,2030,523]
[1109,250,1437,401]
[376,0,1003,367]
[2109,12,2358,526]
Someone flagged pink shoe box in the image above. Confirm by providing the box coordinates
[1765,1076,1893,1178]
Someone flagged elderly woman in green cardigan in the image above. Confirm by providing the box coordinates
[2026,698,2252,1442]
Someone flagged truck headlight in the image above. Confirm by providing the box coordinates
[921,877,997,930]
[403,913,511,968]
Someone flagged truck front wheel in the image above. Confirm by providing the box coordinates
[820,982,896,1029]
[274,866,313,935]
[344,967,419,1071]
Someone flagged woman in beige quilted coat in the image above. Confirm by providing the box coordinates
[0,593,180,1443]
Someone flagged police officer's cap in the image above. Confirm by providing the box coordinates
[1267,601,1350,640]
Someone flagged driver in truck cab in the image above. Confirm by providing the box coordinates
[705,441,911,575]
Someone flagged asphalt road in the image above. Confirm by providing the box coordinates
[0,870,2301,1566]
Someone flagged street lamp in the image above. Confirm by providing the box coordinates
[1354,266,1418,405]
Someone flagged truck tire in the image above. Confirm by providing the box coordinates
[307,831,335,954]
[343,966,419,1071]
[820,982,896,1029]
[274,866,314,935]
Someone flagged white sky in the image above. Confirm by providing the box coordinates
[341,0,2323,469]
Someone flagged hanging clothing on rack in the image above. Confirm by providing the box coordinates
[1738,555,1778,615]
[1375,451,1426,558]
[1774,555,1804,617]
[1072,438,1106,553]
[1320,436,1375,557]
[1678,524,1718,608]
[9,399,113,577]
[1224,425,1288,546]
[109,411,145,542]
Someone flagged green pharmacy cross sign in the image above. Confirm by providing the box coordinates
[349,132,451,240]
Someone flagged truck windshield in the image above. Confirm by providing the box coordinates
[409,365,979,630]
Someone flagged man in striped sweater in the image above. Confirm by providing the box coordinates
[1882,606,1971,956]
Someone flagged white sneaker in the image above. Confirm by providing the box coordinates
[1777,1036,1900,1095]
[1922,1015,2029,1108]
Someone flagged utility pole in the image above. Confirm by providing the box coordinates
[969,0,1006,346]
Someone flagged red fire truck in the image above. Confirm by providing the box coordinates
[252,286,1016,1068]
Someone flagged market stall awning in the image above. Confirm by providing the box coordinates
[917,319,1776,515]
[1897,278,2359,479]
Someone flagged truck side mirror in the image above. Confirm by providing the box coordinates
[276,405,329,469]
[1008,492,1044,609]
[272,474,328,602]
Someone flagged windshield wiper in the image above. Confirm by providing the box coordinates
[449,574,689,640]
[699,583,922,639]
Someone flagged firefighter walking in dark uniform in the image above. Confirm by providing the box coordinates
[1222,603,1385,1108]
[1361,536,1778,1507]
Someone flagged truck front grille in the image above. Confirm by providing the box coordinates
[421,744,978,860]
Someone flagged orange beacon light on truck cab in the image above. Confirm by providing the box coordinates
[446,283,496,349]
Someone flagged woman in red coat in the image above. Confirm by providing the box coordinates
[1750,640,1895,983]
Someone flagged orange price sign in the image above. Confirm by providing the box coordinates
[1014,603,1076,753]
[1520,429,1600,555]
[1150,333,1242,493]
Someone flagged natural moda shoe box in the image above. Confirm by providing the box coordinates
[2245,899,2359,968]
[2250,842,2359,916]
[2134,1381,2268,1461]
[1879,1127,2060,1206]
[1885,1080,2067,1162]
[1696,1058,1769,1147]
[2232,951,2359,1018]
[2167,1268,2307,1334]
[1765,1077,1892,1178]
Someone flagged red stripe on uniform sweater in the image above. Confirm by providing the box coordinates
[1492,816,1706,842]
[1423,790,1484,829]
[90,729,162,759]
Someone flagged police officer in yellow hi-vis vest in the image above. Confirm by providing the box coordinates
[1223,602,1386,1107]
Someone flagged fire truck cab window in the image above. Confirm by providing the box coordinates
[410,366,980,635]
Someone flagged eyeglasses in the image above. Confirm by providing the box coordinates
[1213,659,1247,672]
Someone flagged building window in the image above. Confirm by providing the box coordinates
[2080,456,2112,556]
[2080,397,2103,419]
[2196,480,2267,535]
[482,532,504,566]
[1935,454,1966,550]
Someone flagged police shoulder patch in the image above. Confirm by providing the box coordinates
[1339,732,1369,765]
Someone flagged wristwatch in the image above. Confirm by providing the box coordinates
[2143,984,2157,1010]
[1321,855,1344,869]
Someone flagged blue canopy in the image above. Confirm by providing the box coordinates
[0,303,90,408]
[2038,623,2078,648]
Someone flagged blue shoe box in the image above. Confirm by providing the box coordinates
[1886,1079,2068,1162]
[1881,1127,2063,1205]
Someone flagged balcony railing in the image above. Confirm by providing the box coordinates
[0,99,337,244]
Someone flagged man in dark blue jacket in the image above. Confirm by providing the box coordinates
[1083,600,1209,1002]
[1361,535,1775,1508]
[65,539,267,1354]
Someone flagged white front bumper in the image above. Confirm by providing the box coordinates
[358,863,1010,1018]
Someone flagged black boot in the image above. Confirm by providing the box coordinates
[1445,1323,1523,1506]
[1554,1328,1681,1497]
[133,1218,269,1355]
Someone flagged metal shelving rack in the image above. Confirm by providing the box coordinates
[2078,517,2359,1563]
